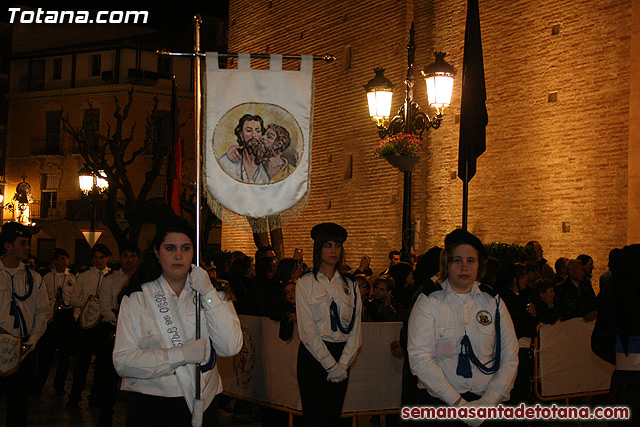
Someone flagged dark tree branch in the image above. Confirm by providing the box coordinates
[60,88,180,251]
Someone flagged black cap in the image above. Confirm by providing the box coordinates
[310,222,347,243]
[1,222,31,242]
[53,248,70,258]
[91,243,112,257]
[444,229,486,258]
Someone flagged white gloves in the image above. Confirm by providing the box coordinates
[189,265,214,295]
[182,338,207,364]
[326,362,348,383]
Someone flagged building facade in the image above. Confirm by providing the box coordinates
[220,0,637,283]
[4,20,203,264]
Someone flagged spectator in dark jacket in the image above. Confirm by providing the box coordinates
[387,261,414,310]
[366,276,404,322]
[265,258,303,321]
[279,281,297,341]
[228,255,254,315]
[531,279,560,325]
[555,259,597,321]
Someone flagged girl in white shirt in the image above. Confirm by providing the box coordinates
[407,229,518,427]
[113,221,243,427]
[295,222,361,427]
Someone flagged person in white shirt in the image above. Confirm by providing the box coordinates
[96,243,140,427]
[99,244,139,328]
[295,222,361,427]
[67,243,112,409]
[34,248,76,395]
[0,222,49,426]
[113,220,243,427]
[407,229,518,427]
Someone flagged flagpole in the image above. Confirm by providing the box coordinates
[193,12,203,408]
[462,150,469,231]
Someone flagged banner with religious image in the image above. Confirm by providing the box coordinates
[204,53,313,228]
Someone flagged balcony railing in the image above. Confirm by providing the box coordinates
[65,199,107,221]
[30,200,63,220]
[5,200,63,220]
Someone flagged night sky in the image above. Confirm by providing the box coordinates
[2,0,229,29]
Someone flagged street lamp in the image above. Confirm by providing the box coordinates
[365,23,455,262]
[78,165,109,231]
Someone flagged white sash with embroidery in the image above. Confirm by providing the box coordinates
[79,295,101,329]
[0,331,21,376]
[142,277,202,421]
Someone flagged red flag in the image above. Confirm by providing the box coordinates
[458,0,488,182]
[166,76,182,216]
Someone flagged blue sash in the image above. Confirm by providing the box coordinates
[6,266,34,342]
[330,279,357,334]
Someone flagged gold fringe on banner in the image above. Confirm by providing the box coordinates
[203,181,309,233]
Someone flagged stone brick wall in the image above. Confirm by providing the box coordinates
[222,0,632,284]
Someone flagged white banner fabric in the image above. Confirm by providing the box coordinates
[538,317,614,397]
[218,316,403,413]
[204,53,313,218]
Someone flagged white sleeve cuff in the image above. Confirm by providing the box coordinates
[480,389,502,407]
[440,390,463,407]
[320,355,337,371]
[201,289,223,311]
[338,355,351,368]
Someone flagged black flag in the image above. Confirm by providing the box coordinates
[458,0,488,182]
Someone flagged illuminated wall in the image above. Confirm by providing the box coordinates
[221,0,633,283]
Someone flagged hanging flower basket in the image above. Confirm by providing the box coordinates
[374,133,422,172]
[384,155,421,172]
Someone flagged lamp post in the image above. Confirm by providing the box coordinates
[365,23,455,262]
[78,165,108,231]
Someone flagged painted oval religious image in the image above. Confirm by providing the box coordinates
[213,103,304,184]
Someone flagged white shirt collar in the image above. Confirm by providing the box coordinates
[0,259,27,272]
[441,279,481,298]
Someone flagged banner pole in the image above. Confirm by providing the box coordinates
[193,12,202,404]
[157,50,335,62]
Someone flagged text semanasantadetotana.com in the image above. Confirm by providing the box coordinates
[8,8,148,24]
[401,404,630,421]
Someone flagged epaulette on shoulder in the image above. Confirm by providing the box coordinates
[342,272,355,283]
[420,280,442,298]
[479,283,498,297]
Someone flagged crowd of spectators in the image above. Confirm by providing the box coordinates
[24,237,639,426]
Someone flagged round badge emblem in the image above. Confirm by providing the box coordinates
[343,285,350,295]
[476,310,492,325]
